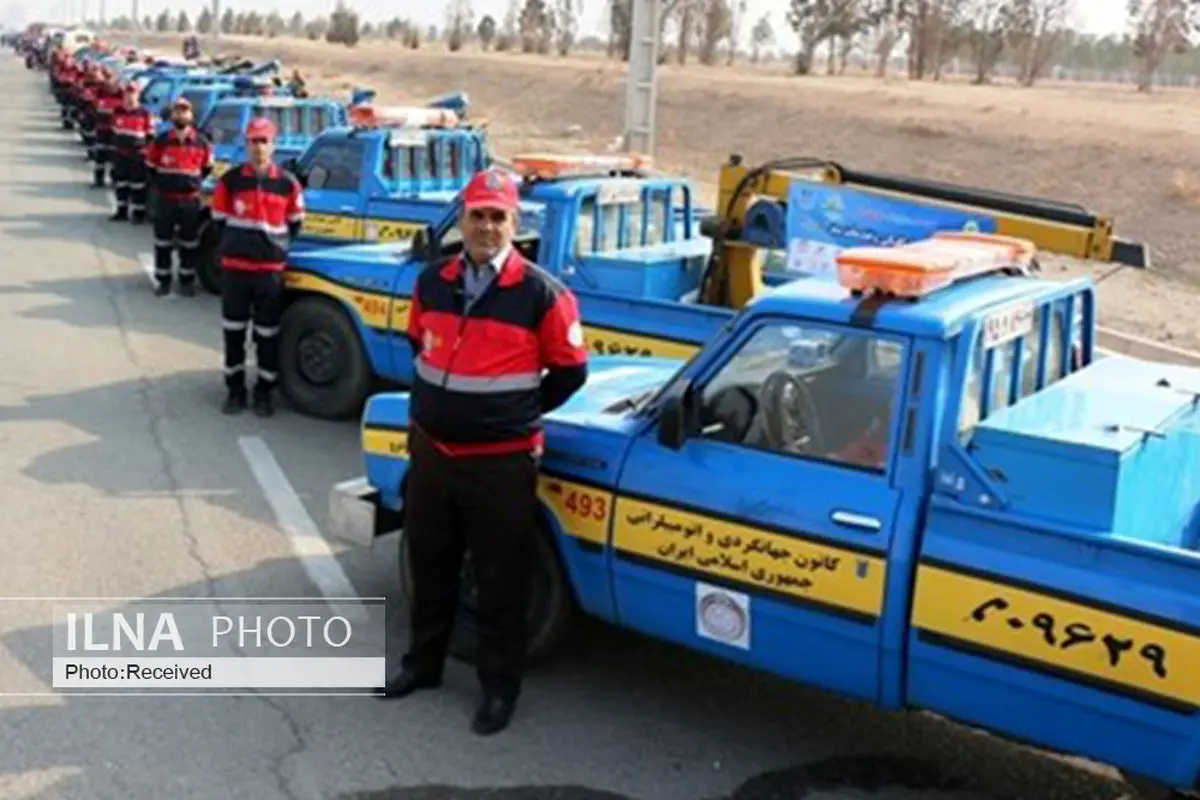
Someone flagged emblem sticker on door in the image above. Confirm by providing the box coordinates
[696,582,750,650]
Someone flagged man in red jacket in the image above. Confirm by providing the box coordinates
[108,85,154,223]
[376,168,589,736]
[209,117,305,417]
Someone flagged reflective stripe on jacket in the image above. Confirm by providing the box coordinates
[407,248,589,457]
[209,163,304,272]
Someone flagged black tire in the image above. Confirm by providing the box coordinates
[398,514,576,667]
[278,296,373,420]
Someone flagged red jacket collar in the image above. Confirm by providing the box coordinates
[438,247,526,289]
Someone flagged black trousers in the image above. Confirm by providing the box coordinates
[91,130,111,185]
[400,427,539,701]
[221,269,284,397]
[153,197,202,288]
[110,152,147,217]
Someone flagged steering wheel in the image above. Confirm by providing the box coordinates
[760,370,826,455]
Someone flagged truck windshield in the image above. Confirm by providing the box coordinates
[140,78,172,109]
[181,89,212,121]
[204,105,243,145]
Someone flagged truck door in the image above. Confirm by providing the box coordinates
[905,291,1200,791]
[299,138,368,246]
[612,316,914,702]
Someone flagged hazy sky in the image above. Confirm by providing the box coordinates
[15,0,1132,45]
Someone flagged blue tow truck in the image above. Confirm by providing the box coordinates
[329,232,1199,799]
[272,151,1148,422]
[195,102,490,296]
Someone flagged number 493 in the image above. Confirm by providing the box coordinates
[564,490,606,521]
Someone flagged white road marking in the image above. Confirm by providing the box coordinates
[137,251,157,287]
[237,436,368,622]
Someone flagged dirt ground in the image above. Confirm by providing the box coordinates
[140,33,1200,349]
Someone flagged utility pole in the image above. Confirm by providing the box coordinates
[623,0,660,157]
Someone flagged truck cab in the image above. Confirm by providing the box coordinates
[199,93,347,180]
[276,153,719,419]
[282,103,489,251]
[331,233,1200,798]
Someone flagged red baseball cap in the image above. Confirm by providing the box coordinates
[463,168,519,211]
[246,117,276,141]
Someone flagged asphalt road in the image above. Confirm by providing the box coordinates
[0,56,1139,800]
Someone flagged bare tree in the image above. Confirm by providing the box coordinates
[519,0,553,52]
[477,15,498,49]
[446,0,475,51]
[696,0,733,64]
[1006,0,1073,85]
[786,0,861,74]
[725,0,747,63]
[965,0,1009,82]
[498,0,522,50]
[861,0,906,76]
[554,0,581,54]
[750,13,774,62]
[1128,0,1199,90]
[288,12,305,36]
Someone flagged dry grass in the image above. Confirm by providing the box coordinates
[137,33,1200,349]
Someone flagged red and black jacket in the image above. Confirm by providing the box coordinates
[93,89,122,140]
[145,127,213,199]
[110,105,154,157]
[406,249,589,457]
[209,163,305,272]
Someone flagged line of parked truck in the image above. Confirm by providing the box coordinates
[13,24,1200,799]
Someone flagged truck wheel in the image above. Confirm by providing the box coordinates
[398,516,575,667]
[278,297,372,420]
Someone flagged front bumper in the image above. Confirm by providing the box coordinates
[328,476,403,548]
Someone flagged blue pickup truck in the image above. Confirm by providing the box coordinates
[277,155,715,419]
[329,234,1199,799]
[199,93,349,180]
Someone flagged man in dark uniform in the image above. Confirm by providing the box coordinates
[209,117,305,417]
[108,84,155,223]
[377,168,589,736]
[144,97,213,297]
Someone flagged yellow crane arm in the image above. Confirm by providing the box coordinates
[698,154,1149,309]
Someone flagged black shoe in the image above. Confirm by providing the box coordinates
[153,283,170,297]
[221,393,246,415]
[251,393,273,418]
[375,668,440,700]
[471,694,516,736]
[110,208,128,221]
[178,282,195,298]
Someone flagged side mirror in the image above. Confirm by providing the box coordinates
[657,381,697,450]
[281,158,305,185]
[410,225,436,261]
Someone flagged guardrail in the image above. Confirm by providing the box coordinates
[1095,324,1200,366]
